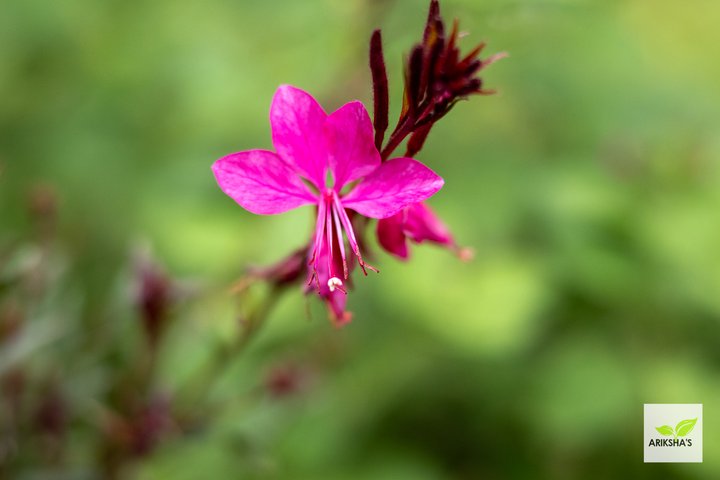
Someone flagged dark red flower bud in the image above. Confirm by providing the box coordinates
[134,254,174,348]
[239,246,307,292]
[34,384,67,438]
[369,30,389,150]
[129,393,173,456]
[265,365,305,398]
[405,45,425,115]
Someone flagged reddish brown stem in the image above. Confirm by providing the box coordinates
[380,117,415,160]
[380,101,436,160]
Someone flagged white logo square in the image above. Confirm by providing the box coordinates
[644,403,702,463]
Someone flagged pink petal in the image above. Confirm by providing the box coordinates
[270,85,328,189]
[341,158,444,219]
[376,212,409,260]
[405,202,454,245]
[324,101,381,190]
[212,150,315,215]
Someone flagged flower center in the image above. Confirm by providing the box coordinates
[307,189,377,294]
[325,170,335,189]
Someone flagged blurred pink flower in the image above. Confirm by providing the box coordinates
[212,85,444,322]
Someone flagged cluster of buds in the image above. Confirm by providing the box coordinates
[372,0,507,160]
[368,0,504,264]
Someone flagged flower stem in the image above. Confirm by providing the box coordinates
[179,286,285,407]
[380,102,436,160]
[380,117,415,160]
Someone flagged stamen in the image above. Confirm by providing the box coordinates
[327,276,346,294]
[332,193,378,275]
[325,193,334,280]
[309,199,326,266]
[308,190,377,296]
[307,199,326,289]
[331,202,349,279]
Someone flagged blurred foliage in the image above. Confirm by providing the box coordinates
[2,0,720,478]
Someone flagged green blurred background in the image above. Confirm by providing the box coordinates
[2,0,720,478]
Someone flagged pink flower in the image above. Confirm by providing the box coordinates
[377,202,473,261]
[212,85,444,320]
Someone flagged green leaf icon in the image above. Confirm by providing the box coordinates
[655,425,674,436]
[675,418,697,437]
